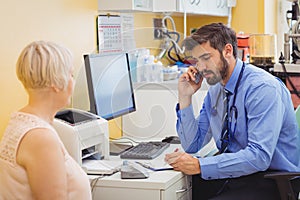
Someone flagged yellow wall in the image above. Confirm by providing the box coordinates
[0,0,98,138]
[187,0,266,36]
[231,0,265,34]
[0,0,275,139]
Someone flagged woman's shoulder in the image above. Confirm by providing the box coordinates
[0,112,58,165]
[17,127,62,164]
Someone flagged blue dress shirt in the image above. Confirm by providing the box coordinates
[176,59,300,180]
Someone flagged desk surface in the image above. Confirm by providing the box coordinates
[92,170,184,190]
[89,144,184,190]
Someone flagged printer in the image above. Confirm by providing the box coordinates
[52,108,109,166]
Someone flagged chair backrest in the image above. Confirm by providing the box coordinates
[295,105,300,129]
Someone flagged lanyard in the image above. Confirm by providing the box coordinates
[228,62,245,138]
[231,62,245,108]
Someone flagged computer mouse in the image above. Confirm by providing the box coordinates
[162,136,181,144]
[120,161,149,179]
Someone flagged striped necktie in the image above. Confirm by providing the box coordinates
[220,89,230,153]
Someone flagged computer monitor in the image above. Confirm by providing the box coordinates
[83,52,136,120]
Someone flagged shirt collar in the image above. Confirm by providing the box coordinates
[224,59,243,95]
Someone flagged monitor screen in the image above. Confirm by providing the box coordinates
[84,53,136,120]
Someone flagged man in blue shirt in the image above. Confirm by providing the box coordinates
[164,23,300,199]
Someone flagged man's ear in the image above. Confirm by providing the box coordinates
[223,43,233,58]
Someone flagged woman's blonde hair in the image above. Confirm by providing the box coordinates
[16,41,73,90]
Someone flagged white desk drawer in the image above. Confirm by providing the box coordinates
[161,176,192,200]
[92,186,160,200]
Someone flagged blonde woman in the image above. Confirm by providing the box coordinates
[0,41,92,199]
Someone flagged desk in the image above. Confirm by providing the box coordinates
[89,144,192,200]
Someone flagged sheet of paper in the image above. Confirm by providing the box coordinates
[82,159,122,175]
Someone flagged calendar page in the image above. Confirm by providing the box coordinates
[97,15,123,53]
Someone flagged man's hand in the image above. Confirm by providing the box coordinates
[178,66,203,109]
[164,150,201,175]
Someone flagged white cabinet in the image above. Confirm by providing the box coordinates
[98,0,153,12]
[98,0,229,16]
[207,0,229,16]
[153,0,177,12]
[177,0,208,14]
[177,0,229,16]
[91,172,192,200]
[162,175,192,200]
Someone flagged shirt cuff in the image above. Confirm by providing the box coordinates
[198,156,219,180]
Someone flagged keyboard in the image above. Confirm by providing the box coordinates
[120,142,170,160]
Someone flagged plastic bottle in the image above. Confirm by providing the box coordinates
[128,50,138,82]
[152,60,163,82]
[136,49,150,82]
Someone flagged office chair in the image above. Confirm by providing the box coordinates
[264,105,300,200]
[296,105,300,128]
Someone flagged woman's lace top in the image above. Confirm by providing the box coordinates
[0,112,92,200]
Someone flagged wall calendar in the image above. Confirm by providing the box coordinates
[97,15,123,53]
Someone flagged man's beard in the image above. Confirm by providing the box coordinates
[204,55,229,85]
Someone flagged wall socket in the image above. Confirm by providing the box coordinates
[153,18,164,40]
[227,0,236,7]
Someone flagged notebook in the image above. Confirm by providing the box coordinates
[82,159,122,175]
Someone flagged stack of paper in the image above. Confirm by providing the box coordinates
[82,159,122,175]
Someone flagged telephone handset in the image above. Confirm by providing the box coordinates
[194,71,202,84]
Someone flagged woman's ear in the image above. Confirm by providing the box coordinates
[51,85,60,93]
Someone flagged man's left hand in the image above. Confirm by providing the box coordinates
[165,150,201,175]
